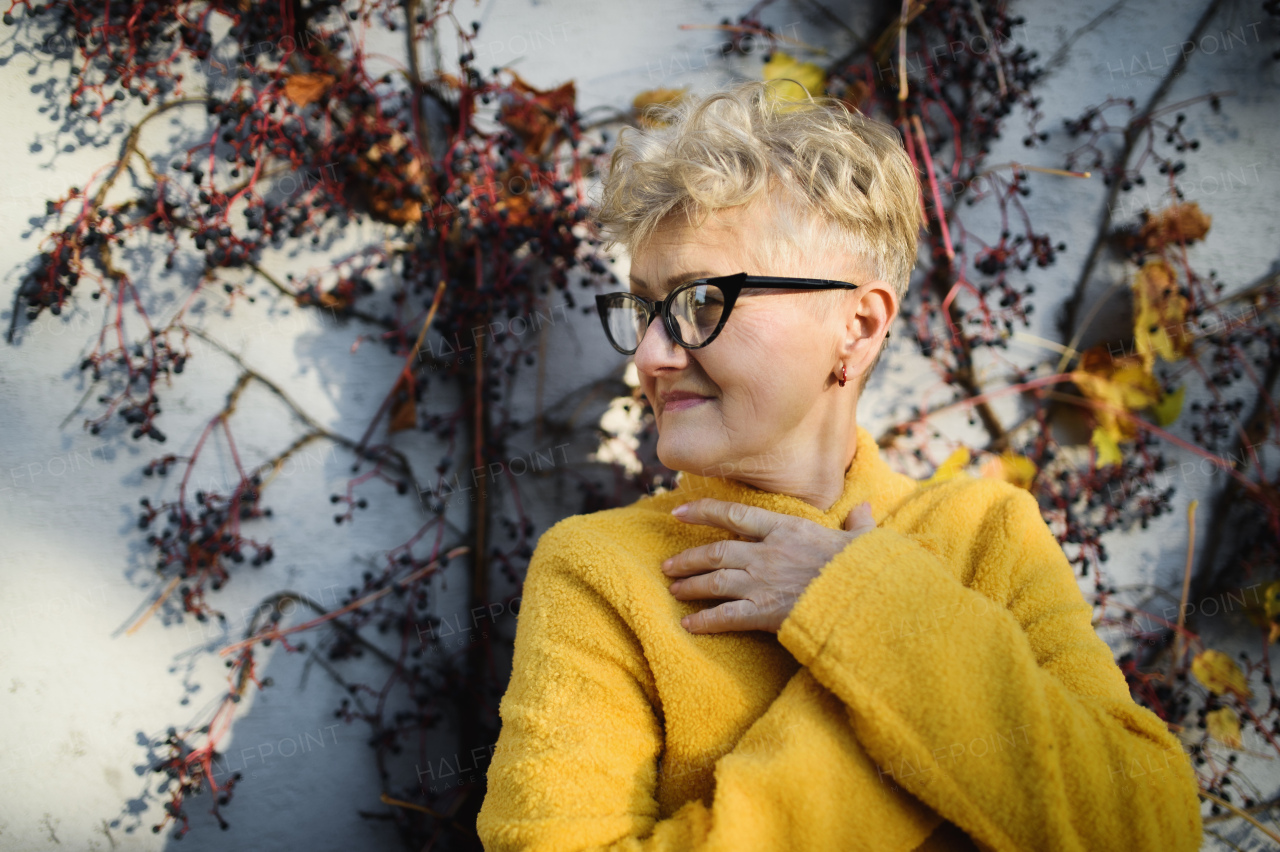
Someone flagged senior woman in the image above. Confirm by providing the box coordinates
[476,81,1201,851]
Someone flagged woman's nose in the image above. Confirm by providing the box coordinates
[633,318,689,374]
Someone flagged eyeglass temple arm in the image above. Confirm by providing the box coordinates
[714,273,861,290]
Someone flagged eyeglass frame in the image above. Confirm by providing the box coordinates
[594,271,865,355]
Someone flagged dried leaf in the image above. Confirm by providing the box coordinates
[980,451,1038,490]
[1151,385,1186,427]
[284,73,335,107]
[1132,259,1191,370]
[1071,345,1162,444]
[1192,649,1252,698]
[1139,201,1211,251]
[921,447,970,487]
[388,374,417,434]
[500,71,576,156]
[632,87,687,127]
[495,191,532,227]
[836,79,871,111]
[1090,426,1124,467]
[352,130,425,225]
[762,52,826,105]
[1264,581,1280,621]
[1206,707,1243,749]
[316,291,350,311]
[1253,581,1280,643]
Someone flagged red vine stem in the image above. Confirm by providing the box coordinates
[219,545,471,657]
[910,113,954,260]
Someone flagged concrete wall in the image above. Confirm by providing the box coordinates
[0,0,1276,849]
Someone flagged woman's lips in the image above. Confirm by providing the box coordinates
[664,396,710,412]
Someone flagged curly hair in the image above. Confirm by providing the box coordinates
[593,79,924,387]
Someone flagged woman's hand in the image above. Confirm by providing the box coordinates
[662,498,878,634]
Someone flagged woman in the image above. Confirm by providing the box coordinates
[476,80,1202,851]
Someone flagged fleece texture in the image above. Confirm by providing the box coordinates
[476,424,1203,851]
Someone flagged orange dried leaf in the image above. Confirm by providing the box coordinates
[1191,649,1252,698]
[836,79,871,110]
[1206,707,1243,749]
[500,71,576,155]
[352,130,425,225]
[316,291,350,311]
[1132,259,1191,369]
[1139,201,1211,251]
[496,191,532,227]
[388,374,417,433]
[284,73,335,107]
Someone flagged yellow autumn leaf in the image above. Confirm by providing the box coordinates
[1071,346,1162,444]
[762,51,826,105]
[1191,649,1252,698]
[1258,581,1280,643]
[1242,581,1280,640]
[1264,581,1280,621]
[1090,426,1124,467]
[1132,259,1191,371]
[1206,707,1243,749]
[632,88,687,128]
[980,451,1038,490]
[921,446,970,487]
[1151,385,1186,427]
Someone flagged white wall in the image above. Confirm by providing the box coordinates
[1,0,1277,849]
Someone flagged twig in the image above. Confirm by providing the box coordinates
[1172,499,1198,668]
[219,546,469,656]
[1200,790,1280,844]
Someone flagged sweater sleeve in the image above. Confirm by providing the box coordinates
[476,521,944,852]
[776,483,1204,852]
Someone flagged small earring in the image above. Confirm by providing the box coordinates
[838,364,847,388]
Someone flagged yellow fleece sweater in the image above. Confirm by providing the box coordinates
[476,425,1202,851]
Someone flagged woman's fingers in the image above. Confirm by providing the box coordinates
[680,598,768,634]
[671,498,782,540]
[661,537,751,578]
[843,500,876,534]
[668,567,751,601]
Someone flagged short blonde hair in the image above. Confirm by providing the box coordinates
[594,80,924,312]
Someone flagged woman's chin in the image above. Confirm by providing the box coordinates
[656,437,721,477]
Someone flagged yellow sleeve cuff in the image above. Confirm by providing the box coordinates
[778,526,926,668]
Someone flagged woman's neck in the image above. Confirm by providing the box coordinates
[716,432,860,513]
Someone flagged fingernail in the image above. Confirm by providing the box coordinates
[672,504,689,517]
[668,580,681,593]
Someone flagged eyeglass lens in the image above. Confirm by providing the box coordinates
[606,282,726,352]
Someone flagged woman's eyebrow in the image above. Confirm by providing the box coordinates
[629,271,719,296]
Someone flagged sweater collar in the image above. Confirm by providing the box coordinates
[671,424,912,531]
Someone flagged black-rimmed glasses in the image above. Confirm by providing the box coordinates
[595,272,862,355]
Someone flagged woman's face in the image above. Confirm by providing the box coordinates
[627,201,890,481]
